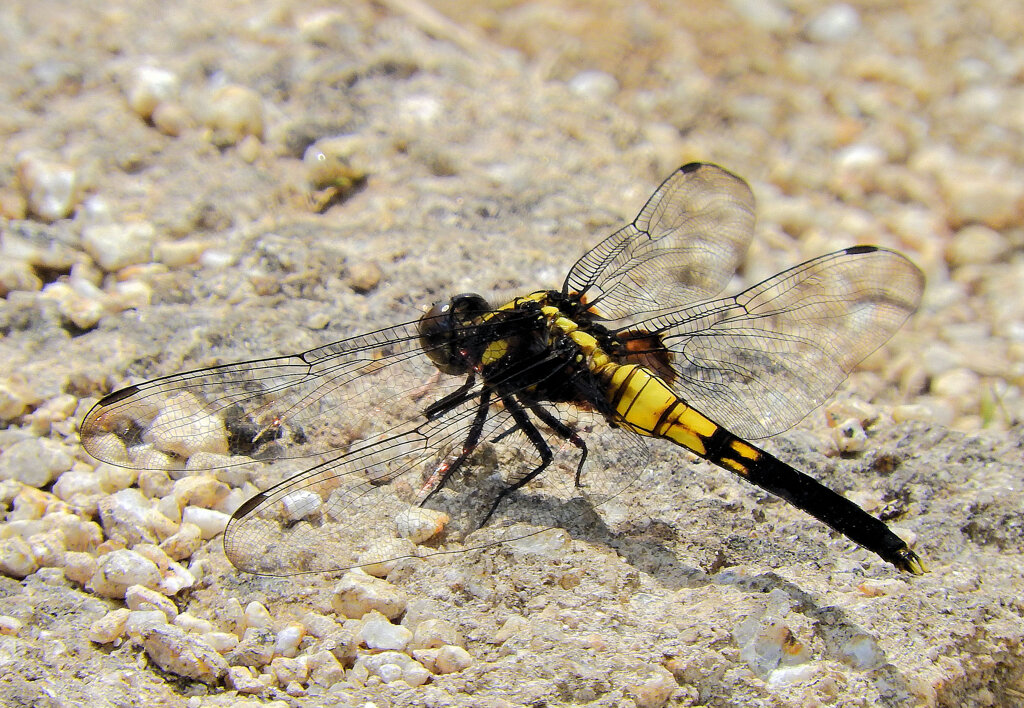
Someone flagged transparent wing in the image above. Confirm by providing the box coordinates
[80,314,650,576]
[562,162,756,319]
[621,246,924,439]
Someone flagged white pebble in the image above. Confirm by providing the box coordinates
[947,225,1009,267]
[832,418,867,453]
[767,664,818,686]
[0,437,74,488]
[16,152,82,221]
[727,0,791,31]
[125,584,178,621]
[89,608,130,644]
[159,522,203,561]
[109,280,153,312]
[62,551,98,585]
[153,239,207,267]
[245,601,273,629]
[567,70,619,102]
[357,538,418,577]
[271,656,309,685]
[81,222,156,272]
[144,392,228,458]
[332,570,408,620]
[274,623,306,657]
[86,549,160,598]
[127,66,180,120]
[0,536,39,578]
[203,631,238,653]
[804,3,860,42]
[301,612,338,638]
[394,507,448,544]
[359,614,412,651]
[434,644,473,674]
[181,506,230,539]
[98,489,175,545]
[46,512,102,552]
[409,618,463,650]
[125,609,169,637]
[155,560,195,596]
[139,625,229,684]
[172,475,229,509]
[204,85,264,146]
[174,612,214,634]
[281,489,322,522]
[0,379,31,421]
[352,651,430,687]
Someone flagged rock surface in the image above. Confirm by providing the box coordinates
[1,0,1023,707]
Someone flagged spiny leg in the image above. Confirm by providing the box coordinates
[479,392,556,525]
[522,399,589,487]
[424,374,477,420]
[420,388,492,507]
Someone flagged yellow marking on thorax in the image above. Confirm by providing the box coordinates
[481,339,509,366]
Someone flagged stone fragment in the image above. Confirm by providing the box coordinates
[139,625,229,684]
[332,570,407,620]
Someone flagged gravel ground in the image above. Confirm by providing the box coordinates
[1,1,1023,706]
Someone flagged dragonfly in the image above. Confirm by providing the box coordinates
[81,163,926,576]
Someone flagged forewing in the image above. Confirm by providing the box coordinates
[80,320,441,468]
[624,247,924,439]
[562,163,756,319]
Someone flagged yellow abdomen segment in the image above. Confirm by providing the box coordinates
[601,363,719,457]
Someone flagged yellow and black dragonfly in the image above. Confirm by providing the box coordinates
[81,163,925,576]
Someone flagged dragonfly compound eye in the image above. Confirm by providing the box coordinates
[418,293,490,375]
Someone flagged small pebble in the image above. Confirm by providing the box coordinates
[0,536,39,578]
[174,612,215,634]
[434,644,473,674]
[359,613,412,651]
[627,665,678,708]
[347,261,383,293]
[0,616,23,636]
[280,489,322,522]
[332,570,408,620]
[143,392,228,458]
[301,612,337,639]
[394,507,449,544]
[357,538,418,577]
[86,549,161,598]
[203,631,239,653]
[832,417,867,453]
[204,85,264,146]
[126,66,180,120]
[947,225,1009,267]
[351,651,430,687]
[153,239,207,267]
[160,522,203,561]
[125,609,170,637]
[270,656,309,685]
[226,665,265,694]
[227,627,277,669]
[0,380,31,421]
[180,506,230,539]
[306,650,346,687]
[567,70,619,102]
[62,551,98,585]
[89,608,130,644]
[16,152,82,221]
[80,222,156,272]
[245,601,273,629]
[804,3,860,42]
[139,625,229,684]
[172,475,229,509]
[409,618,464,650]
[125,584,179,621]
[274,623,306,657]
[0,437,74,488]
[152,101,193,137]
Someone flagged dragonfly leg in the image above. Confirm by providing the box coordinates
[424,374,477,420]
[522,400,589,488]
[419,388,491,505]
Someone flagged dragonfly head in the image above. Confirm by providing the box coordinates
[418,293,490,375]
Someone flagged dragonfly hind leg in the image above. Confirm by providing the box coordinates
[480,393,588,525]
